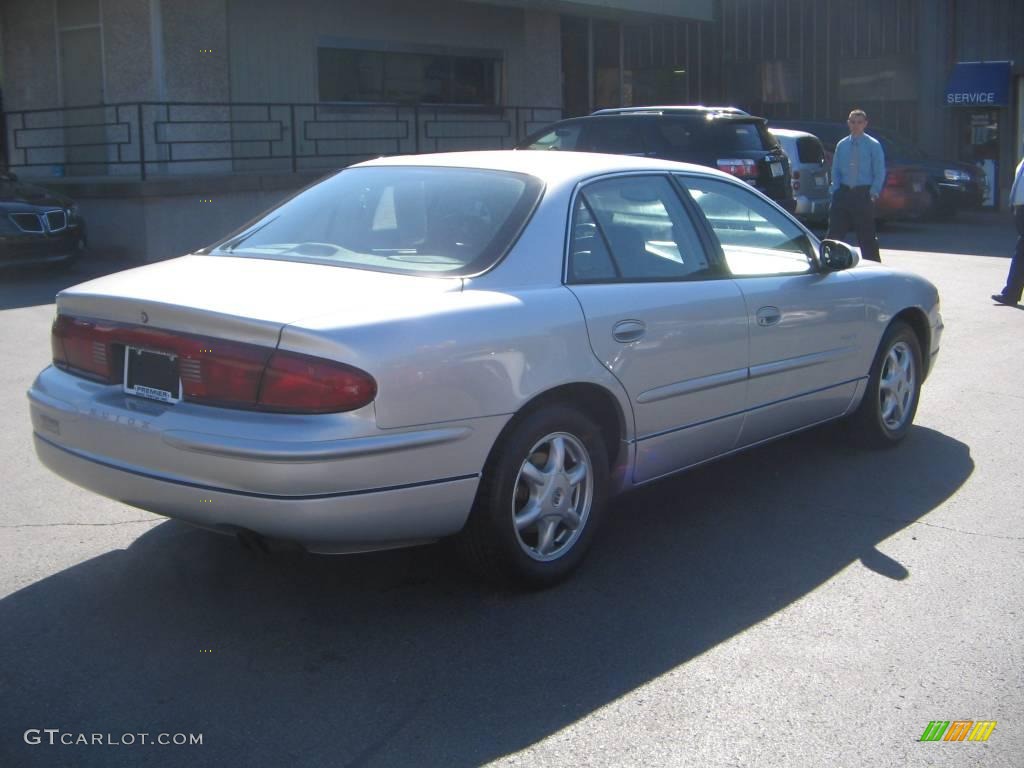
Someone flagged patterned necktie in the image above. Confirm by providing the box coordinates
[849,139,860,185]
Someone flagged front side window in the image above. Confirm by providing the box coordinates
[208,167,542,277]
[523,122,583,151]
[678,175,814,276]
[568,175,713,282]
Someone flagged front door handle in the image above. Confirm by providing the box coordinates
[756,306,782,327]
[612,319,647,343]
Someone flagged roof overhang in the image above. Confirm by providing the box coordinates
[459,0,714,22]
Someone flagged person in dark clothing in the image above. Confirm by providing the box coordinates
[992,156,1024,306]
[827,109,886,262]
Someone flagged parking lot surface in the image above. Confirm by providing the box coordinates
[1,213,1021,767]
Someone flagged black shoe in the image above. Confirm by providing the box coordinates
[992,293,1019,306]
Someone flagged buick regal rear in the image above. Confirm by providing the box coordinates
[28,162,545,559]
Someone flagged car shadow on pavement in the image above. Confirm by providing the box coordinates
[0,424,972,768]
[878,212,1016,258]
[0,257,131,311]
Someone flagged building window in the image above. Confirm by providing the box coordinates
[317,45,501,106]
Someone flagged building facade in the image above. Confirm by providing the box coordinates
[1,0,1021,259]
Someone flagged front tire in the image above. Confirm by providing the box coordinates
[850,320,922,447]
[456,405,609,588]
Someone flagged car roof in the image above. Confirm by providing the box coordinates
[354,149,740,188]
[592,105,751,117]
[767,127,823,141]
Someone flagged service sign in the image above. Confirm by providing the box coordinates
[944,61,1011,107]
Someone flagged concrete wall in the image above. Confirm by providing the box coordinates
[102,0,154,102]
[162,0,229,101]
[47,170,325,261]
[2,1,60,111]
[226,0,561,107]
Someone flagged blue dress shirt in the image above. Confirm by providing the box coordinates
[830,133,886,198]
[1010,157,1024,207]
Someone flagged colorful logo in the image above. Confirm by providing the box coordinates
[919,721,996,742]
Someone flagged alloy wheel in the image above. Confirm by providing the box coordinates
[878,340,916,431]
[511,431,594,562]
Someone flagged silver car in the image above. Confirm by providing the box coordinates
[28,151,942,587]
[769,128,831,223]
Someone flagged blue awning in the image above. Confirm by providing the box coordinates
[945,61,1012,107]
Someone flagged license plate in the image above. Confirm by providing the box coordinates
[815,176,826,186]
[124,347,181,404]
[770,162,784,178]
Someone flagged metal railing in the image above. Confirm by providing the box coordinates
[2,101,562,180]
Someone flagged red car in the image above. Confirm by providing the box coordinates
[817,147,930,222]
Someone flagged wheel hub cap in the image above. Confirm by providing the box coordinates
[878,340,916,431]
[512,432,594,562]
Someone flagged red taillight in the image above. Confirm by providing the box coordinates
[52,315,119,382]
[259,350,377,414]
[51,314,376,414]
[716,158,758,179]
[886,168,907,187]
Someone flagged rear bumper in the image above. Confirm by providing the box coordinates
[793,195,830,220]
[28,365,501,551]
[34,434,479,553]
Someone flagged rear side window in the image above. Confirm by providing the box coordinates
[578,119,648,155]
[568,175,712,282]
[524,123,582,151]
[796,137,824,164]
[650,119,700,155]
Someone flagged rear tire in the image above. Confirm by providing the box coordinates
[850,320,922,447]
[455,405,609,589]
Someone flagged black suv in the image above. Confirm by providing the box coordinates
[517,106,795,211]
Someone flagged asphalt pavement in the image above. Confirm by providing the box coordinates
[0,213,1021,768]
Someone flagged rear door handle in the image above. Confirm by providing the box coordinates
[756,306,782,327]
[612,320,646,343]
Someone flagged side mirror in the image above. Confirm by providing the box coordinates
[819,238,859,271]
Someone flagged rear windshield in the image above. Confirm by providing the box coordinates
[208,166,543,277]
[795,136,824,164]
[654,118,776,153]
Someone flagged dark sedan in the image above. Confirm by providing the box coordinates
[768,120,981,218]
[1,172,86,270]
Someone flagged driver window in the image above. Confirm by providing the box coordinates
[525,123,582,151]
[677,175,815,276]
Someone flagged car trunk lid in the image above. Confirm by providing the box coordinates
[56,253,463,347]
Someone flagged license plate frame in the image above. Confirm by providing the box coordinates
[770,162,784,178]
[123,346,182,404]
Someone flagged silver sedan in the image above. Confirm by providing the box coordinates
[28,151,942,587]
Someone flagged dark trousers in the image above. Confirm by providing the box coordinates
[827,185,881,262]
[999,206,1024,302]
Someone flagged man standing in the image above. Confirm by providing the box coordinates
[991,155,1024,306]
[827,109,886,262]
